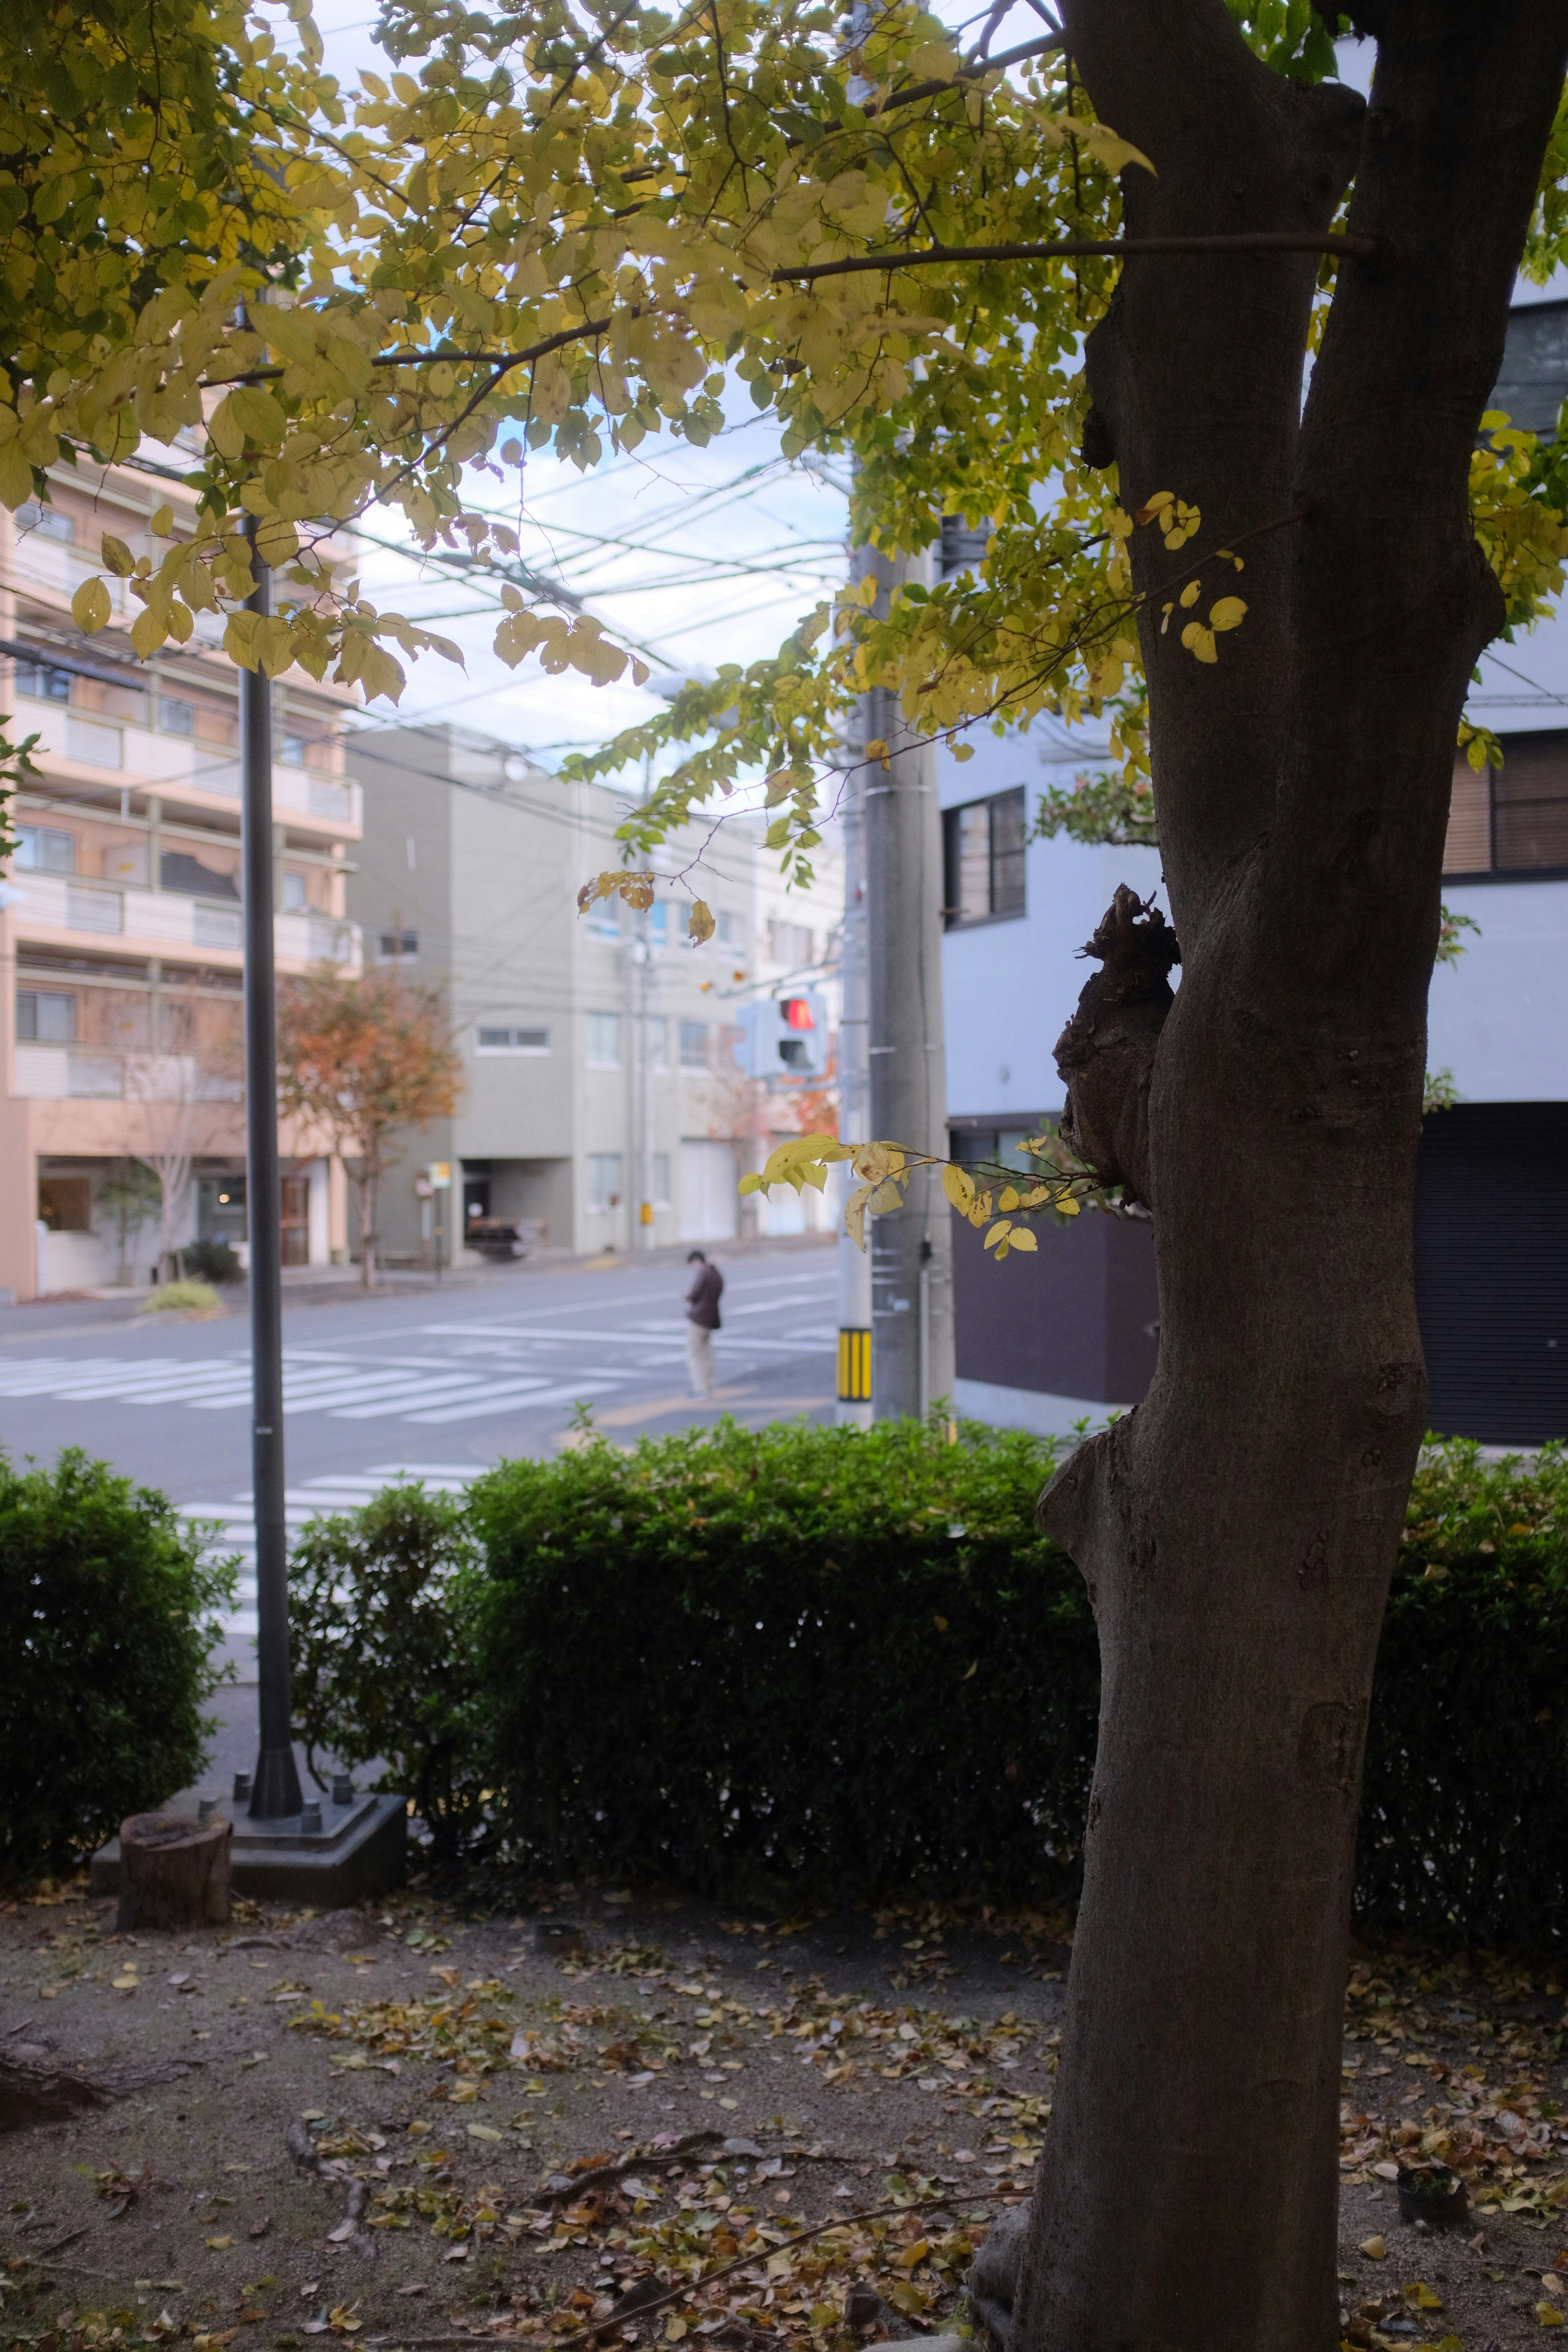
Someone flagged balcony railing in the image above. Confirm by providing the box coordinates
[8,872,361,969]
[20,713,361,830]
[12,1044,246,1104]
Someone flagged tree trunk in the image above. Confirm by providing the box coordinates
[1009,8,1568,2349]
[358,1166,377,1288]
[117,1812,231,1930]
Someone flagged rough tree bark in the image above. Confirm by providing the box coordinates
[1006,7,1568,2350]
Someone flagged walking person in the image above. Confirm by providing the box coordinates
[684,1248,724,1398]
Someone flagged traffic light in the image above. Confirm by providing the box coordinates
[732,989,830,1078]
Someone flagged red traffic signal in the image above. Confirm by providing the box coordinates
[782,996,816,1030]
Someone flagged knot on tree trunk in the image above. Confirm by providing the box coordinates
[1054,885,1180,1206]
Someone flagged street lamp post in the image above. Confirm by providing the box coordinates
[240,525,303,1822]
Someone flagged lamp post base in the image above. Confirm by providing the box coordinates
[92,1791,406,1907]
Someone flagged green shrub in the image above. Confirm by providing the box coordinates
[137,1279,223,1317]
[465,1417,1099,1898]
[288,1481,484,1863]
[181,1237,242,1285]
[286,1425,1568,1942]
[1355,1437,1568,1944]
[0,1449,235,1883]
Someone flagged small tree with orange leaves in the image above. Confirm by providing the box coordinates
[278,967,462,1289]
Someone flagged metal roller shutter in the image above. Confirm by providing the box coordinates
[1415,1101,1568,1444]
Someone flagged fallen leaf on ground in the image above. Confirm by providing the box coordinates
[1359,2237,1387,2260]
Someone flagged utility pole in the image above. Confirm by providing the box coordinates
[240,525,303,1820]
[860,543,954,1422]
[834,704,872,1429]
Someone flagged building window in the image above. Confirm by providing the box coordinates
[15,824,75,873]
[378,928,419,962]
[1444,737,1568,876]
[14,656,71,703]
[652,1150,671,1207]
[38,1173,92,1231]
[586,1010,621,1067]
[585,896,620,940]
[587,1152,623,1211]
[281,733,308,767]
[950,1124,1046,1174]
[717,909,738,946]
[768,916,814,966]
[943,787,1027,925]
[476,1024,550,1055]
[17,502,75,544]
[160,697,195,736]
[679,1018,708,1070]
[282,870,308,912]
[647,902,669,945]
[16,989,76,1043]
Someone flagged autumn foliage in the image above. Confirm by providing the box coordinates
[277,965,462,1286]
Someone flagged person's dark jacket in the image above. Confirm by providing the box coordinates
[685,1262,723,1329]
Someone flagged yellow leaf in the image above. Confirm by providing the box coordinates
[983,1220,1012,1251]
[688,899,715,944]
[896,2240,930,2267]
[1412,2287,1443,2312]
[851,1141,904,1183]
[0,438,33,507]
[1181,621,1218,664]
[666,2323,688,2343]
[100,532,135,576]
[998,1183,1020,1210]
[131,604,168,658]
[1209,596,1247,632]
[942,1164,975,1213]
[1058,1197,1080,1217]
[845,1182,873,1251]
[1008,1227,1038,1252]
[150,504,173,536]
[1075,119,1156,176]
[71,576,111,633]
[738,1173,764,1196]
[206,2235,234,2250]
[1178,579,1200,607]
[1358,2237,1386,2261]
[1538,2308,1566,2330]
[950,741,976,763]
[764,767,796,806]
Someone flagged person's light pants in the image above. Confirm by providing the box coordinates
[686,1324,715,1397]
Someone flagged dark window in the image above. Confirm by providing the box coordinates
[160,697,195,736]
[14,656,71,703]
[161,849,240,899]
[379,929,419,961]
[17,988,76,1042]
[1443,733,1568,876]
[943,787,1027,925]
[38,1174,91,1231]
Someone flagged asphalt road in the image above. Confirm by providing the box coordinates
[0,1238,837,1671]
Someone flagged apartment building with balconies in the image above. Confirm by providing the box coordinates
[0,463,362,1298]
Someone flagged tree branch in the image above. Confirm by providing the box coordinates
[772,229,1382,283]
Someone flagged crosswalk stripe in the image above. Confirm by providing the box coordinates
[404,1375,620,1425]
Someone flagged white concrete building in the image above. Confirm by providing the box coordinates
[940,292,1568,1447]
[344,723,843,1263]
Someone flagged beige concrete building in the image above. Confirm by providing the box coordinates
[0,463,361,1300]
[345,722,843,1262]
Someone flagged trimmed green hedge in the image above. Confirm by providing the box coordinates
[467,1418,1098,1899]
[0,1449,234,1883]
[286,1424,1568,1942]
[1357,1440,1568,1944]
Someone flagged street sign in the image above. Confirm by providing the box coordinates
[428,1161,452,1189]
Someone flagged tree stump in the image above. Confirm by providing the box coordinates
[117,1812,231,1930]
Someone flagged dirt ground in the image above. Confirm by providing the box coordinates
[1,1880,1565,2352]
